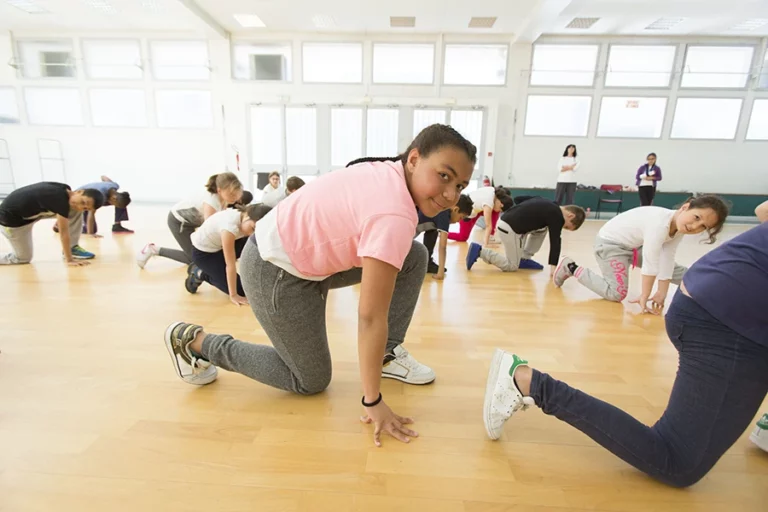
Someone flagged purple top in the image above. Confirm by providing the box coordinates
[635,164,662,187]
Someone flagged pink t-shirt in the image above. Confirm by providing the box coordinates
[254,160,418,280]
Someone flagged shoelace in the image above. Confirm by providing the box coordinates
[395,349,423,370]
[492,377,533,417]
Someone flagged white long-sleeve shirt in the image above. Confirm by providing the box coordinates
[261,184,286,208]
[556,156,580,183]
[598,206,684,280]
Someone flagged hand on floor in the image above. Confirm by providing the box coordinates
[630,295,662,315]
[67,260,90,267]
[432,271,445,281]
[229,294,249,306]
[361,400,418,447]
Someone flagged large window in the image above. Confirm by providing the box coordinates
[413,109,447,137]
[450,109,484,171]
[89,89,147,127]
[232,43,292,81]
[285,107,317,166]
[302,43,362,83]
[530,44,599,86]
[155,90,213,129]
[0,88,20,124]
[0,139,13,195]
[597,97,667,138]
[331,107,363,167]
[372,43,434,84]
[82,39,142,80]
[746,99,768,140]
[443,44,508,86]
[681,46,754,88]
[760,51,768,89]
[250,106,283,166]
[16,40,76,78]
[604,45,676,87]
[671,98,743,139]
[524,96,592,137]
[150,41,210,81]
[366,108,399,156]
[24,88,83,126]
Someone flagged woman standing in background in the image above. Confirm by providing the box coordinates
[636,153,662,206]
[555,144,579,205]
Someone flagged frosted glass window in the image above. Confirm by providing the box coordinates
[681,46,754,88]
[373,44,434,84]
[671,98,743,139]
[413,109,447,138]
[25,88,83,126]
[0,88,20,124]
[524,96,591,137]
[760,52,768,89]
[89,89,147,127]
[450,110,484,170]
[232,43,292,81]
[286,107,317,165]
[155,90,213,129]
[151,41,210,80]
[331,108,363,167]
[83,39,142,79]
[605,45,676,87]
[444,44,508,85]
[16,40,75,78]
[250,106,283,165]
[746,99,768,140]
[0,139,12,196]
[530,44,599,86]
[302,43,362,83]
[366,108,399,156]
[597,97,667,138]
[38,139,65,183]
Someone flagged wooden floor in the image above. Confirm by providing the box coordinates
[0,205,766,512]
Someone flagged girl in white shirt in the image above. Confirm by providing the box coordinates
[186,204,271,305]
[552,196,728,313]
[447,186,511,245]
[555,144,580,206]
[261,171,283,207]
[137,172,243,269]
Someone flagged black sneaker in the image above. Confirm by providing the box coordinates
[185,264,204,294]
[112,224,134,234]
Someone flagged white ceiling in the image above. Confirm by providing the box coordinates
[0,0,767,38]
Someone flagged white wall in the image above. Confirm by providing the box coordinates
[1,30,767,202]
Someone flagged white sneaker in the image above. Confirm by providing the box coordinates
[750,413,768,453]
[483,349,535,440]
[553,256,575,288]
[163,321,218,385]
[382,345,436,385]
[137,243,159,269]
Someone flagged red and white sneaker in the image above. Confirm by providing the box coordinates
[553,256,575,288]
[137,243,159,269]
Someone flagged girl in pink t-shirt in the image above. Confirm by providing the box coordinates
[163,125,476,447]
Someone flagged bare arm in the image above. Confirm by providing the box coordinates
[202,203,217,220]
[87,210,97,235]
[434,231,448,280]
[756,200,768,223]
[100,175,112,182]
[482,205,493,246]
[57,215,87,266]
[220,231,245,304]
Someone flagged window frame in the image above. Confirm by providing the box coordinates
[230,41,294,83]
[523,94,593,138]
[679,43,758,91]
[301,41,364,85]
[528,42,600,89]
[757,46,768,90]
[371,41,436,86]
[149,39,211,82]
[595,95,669,140]
[14,38,78,81]
[0,87,21,125]
[669,96,745,141]
[745,98,768,141]
[442,42,510,87]
[602,43,678,89]
[80,38,144,81]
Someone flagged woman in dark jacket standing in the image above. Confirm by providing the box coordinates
[636,153,662,206]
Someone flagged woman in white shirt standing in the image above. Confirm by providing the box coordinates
[261,171,283,207]
[555,144,580,206]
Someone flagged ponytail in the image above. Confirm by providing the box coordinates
[205,172,243,194]
[346,156,400,167]
[205,174,219,193]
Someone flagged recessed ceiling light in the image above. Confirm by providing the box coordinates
[468,17,497,29]
[312,14,336,29]
[234,14,266,28]
[645,18,686,30]
[729,19,768,31]
[5,0,47,13]
[81,0,117,14]
[390,16,416,28]
[566,17,600,29]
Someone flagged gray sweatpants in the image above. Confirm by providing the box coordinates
[1,210,83,265]
[157,211,196,265]
[574,237,687,302]
[480,220,547,272]
[200,239,428,395]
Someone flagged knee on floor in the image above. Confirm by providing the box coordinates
[295,373,332,396]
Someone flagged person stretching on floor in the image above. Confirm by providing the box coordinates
[416,193,473,279]
[163,124,475,447]
[553,195,729,313]
[447,185,510,245]
[466,196,585,274]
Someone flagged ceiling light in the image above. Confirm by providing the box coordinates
[566,17,600,29]
[5,0,47,13]
[390,16,416,28]
[645,18,686,30]
[81,0,117,14]
[234,14,266,28]
[729,19,768,31]
[312,14,336,29]
[469,17,497,29]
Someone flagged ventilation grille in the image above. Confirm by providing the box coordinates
[645,18,686,30]
[566,17,600,29]
[469,17,497,28]
[729,19,768,31]
[390,16,416,28]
